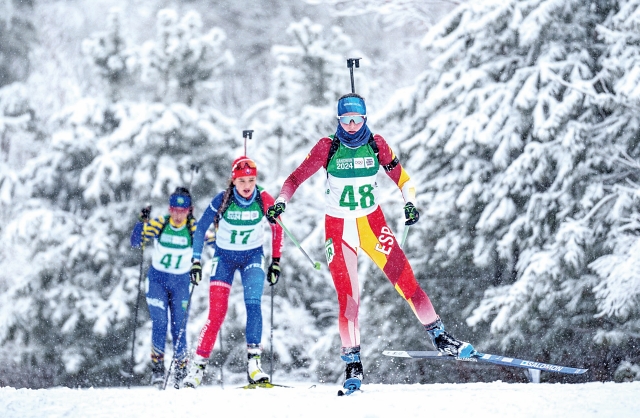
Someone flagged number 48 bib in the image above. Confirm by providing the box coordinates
[325,142,380,219]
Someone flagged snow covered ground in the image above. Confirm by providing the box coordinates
[1,381,639,418]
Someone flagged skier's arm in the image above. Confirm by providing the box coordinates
[278,137,333,203]
[192,197,220,260]
[130,221,145,248]
[130,217,164,248]
[374,134,417,205]
[260,190,283,258]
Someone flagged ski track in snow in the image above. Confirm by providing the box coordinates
[1,381,639,418]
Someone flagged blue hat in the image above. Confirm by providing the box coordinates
[169,193,191,208]
[337,95,366,116]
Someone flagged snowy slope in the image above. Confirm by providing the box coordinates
[1,381,639,418]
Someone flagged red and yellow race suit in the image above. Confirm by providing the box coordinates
[278,134,438,349]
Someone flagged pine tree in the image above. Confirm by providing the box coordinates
[381,0,640,381]
[139,9,232,106]
[0,7,238,386]
[0,0,35,88]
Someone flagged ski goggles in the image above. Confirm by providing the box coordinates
[233,159,257,171]
[337,115,366,125]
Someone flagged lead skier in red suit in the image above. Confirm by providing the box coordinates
[266,93,475,393]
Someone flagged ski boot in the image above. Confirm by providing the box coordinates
[173,358,188,389]
[247,344,269,384]
[338,346,363,396]
[425,317,475,358]
[150,354,165,388]
[182,355,207,388]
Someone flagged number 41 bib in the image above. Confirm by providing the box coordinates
[325,142,380,218]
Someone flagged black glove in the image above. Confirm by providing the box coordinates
[267,257,281,286]
[266,201,286,224]
[139,205,152,222]
[190,260,202,285]
[404,202,420,226]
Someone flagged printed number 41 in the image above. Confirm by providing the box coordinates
[339,184,375,210]
[160,254,183,270]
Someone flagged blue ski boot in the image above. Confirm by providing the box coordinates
[338,346,363,396]
[425,317,476,359]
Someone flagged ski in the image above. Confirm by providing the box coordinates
[382,350,588,375]
[239,382,292,389]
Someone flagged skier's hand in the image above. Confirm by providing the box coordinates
[267,257,281,286]
[266,200,286,224]
[190,260,202,285]
[138,205,152,222]
[404,202,420,226]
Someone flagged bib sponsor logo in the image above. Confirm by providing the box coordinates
[364,157,375,168]
[336,158,353,170]
[159,234,188,246]
[353,158,365,169]
[227,211,260,221]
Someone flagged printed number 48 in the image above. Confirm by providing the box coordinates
[339,184,375,210]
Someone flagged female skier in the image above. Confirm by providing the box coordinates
[266,93,475,394]
[130,187,196,388]
[182,156,283,388]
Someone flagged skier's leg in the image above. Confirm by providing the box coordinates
[358,207,438,325]
[168,273,191,361]
[241,248,266,345]
[194,256,234,358]
[359,207,474,358]
[325,214,362,349]
[145,272,169,385]
[167,272,190,385]
[240,248,268,383]
[184,254,234,388]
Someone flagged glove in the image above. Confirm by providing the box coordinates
[190,260,202,285]
[266,200,286,224]
[267,257,281,286]
[138,205,152,222]
[404,202,420,226]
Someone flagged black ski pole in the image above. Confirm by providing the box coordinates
[162,284,196,390]
[128,243,145,389]
[219,327,224,388]
[346,58,361,93]
[128,208,150,389]
[270,284,274,382]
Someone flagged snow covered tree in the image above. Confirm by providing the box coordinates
[81,8,133,102]
[139,9,233,106]
[0,6,239,386]
[379,0,640,382]
[0,0,35,88]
